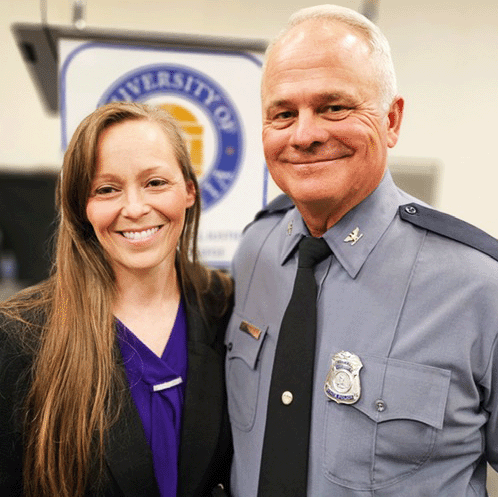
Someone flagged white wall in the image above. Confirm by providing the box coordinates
[380,0,498,236]
[3,0,498,234]
[2,0,498,493]
[3,0,498,226]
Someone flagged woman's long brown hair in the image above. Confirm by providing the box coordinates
[1,102,231,496]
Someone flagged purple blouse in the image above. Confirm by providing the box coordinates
[116,299,188,497]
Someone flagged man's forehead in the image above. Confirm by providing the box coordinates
[262,20,378,103]
[273,19,370,61]
[263,22,372,87]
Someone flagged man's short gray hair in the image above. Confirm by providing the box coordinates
[263,4,397,113]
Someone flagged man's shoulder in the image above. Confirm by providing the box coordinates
[232,195,293,271]
[243,194,294,234]
[398,202,498,262]
[239,196,498,264]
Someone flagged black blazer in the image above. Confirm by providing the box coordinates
[0,284,232,496]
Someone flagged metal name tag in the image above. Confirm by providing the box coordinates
[324,351,363,405]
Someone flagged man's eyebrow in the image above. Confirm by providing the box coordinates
[266,98,292,110]
[319,92,343,100]
[316,92,356,104]
[266,92,356,109]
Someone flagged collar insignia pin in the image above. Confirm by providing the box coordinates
[344,227,363,245]
[324,351,363,405]
[287,221,293,236]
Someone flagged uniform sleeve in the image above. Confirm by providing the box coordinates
[483,331,498,471]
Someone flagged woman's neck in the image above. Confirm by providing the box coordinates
[112,261,182,357]
[113,260,180,313]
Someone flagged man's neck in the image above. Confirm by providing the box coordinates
[296,198,355,237]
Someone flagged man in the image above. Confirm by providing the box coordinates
[225,4,498,496]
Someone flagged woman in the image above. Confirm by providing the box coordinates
[0,102,232,496]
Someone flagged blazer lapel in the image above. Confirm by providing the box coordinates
[178,298,226,496]
[105,374,161,497]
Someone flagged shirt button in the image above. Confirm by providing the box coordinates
[281,391,293,405]
[404,205,418,215]
[375,399,386,412]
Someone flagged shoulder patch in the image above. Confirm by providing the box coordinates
[243,194,295,232]
[399,203,498,262]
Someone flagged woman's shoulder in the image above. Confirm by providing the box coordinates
[206,268,233,297]
[0,290,48,358]
[0,307,41,405]
[200,268,234,320]
[182,263,233,318]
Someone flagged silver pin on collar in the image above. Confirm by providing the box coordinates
[344,227,363,245]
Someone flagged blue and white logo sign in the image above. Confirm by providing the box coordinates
[99,64,243,210]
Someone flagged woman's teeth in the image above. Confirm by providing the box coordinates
[121,226,160,240]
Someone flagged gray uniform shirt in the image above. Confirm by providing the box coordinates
[226,172,498,496]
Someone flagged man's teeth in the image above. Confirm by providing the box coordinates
[121,227,160,240]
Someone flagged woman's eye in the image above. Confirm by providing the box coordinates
[94,186,116,195]
[147,179,167,187]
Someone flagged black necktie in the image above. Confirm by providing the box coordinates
[258,236,332,497]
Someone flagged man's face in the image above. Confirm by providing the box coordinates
[262,20,403,227]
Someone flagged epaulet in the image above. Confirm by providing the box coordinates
[399,203,498,262]
[243,194,295,232]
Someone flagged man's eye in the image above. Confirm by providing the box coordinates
[324,104,349,113]
[274,111,294,120]
[322,105,352,120]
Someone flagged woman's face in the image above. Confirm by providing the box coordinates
[85,119,195,277]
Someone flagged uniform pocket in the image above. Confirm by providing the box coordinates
[322,355,451,490]
[225,310,268,432]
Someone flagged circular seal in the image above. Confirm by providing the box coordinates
[332,370,352,393]
[98,63,243,210]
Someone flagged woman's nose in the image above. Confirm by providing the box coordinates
[121,189,151,219]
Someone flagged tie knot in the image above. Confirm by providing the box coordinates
[298,237,332,268]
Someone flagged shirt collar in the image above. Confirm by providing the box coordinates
[279,171,401,278]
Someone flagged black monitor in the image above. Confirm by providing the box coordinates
[0,169,58,284]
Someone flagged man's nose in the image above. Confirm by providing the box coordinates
[289,111,329,150]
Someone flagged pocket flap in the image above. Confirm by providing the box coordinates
[226,311,268,370]
[349,355,451,429]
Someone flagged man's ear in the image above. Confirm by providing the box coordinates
[386,96,404,148]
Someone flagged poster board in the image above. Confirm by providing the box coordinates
[59,36,267,268]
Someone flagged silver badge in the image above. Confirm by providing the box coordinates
[344,227,363,245]
[324,351,363,404]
